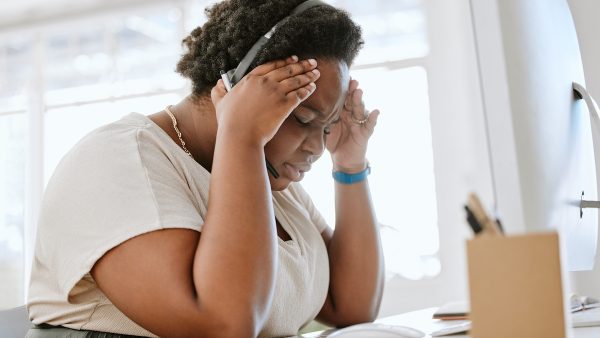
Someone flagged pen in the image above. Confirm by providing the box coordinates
[464,205,483,235]
[467,192,503,236]
[220,70,280,179]
[495,217,504,233]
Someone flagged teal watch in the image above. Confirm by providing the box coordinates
[332,164,371,184]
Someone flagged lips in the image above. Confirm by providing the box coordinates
[283,162,311,181]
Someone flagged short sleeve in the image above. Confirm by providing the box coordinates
[287,183,330,233]
[35,120,206,298]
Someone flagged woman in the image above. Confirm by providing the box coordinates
[27,0,384,337]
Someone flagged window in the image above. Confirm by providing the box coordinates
[303,0,438,281]
[0,3,189,309]
[0,39,31,113]
[0,114,26,309]
[0,37,30,309]
[0,0,439,309]
[42,8,187,181]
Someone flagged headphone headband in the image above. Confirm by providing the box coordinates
[223,0,329,87]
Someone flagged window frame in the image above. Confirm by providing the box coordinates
[0,0,489,318]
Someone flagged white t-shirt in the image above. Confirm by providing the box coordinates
[27,113,330,337]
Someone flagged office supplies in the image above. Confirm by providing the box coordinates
[464,205,483,235]
[572,306,600,327]
[570,294,600,312]
[494,217,504,233]
[430,321,471,337]
[467,232,567,338]
[304,306,600,337]
[433,297,600,327]
[466,193,502,235]
[431,302,471,336]
[433,300,469,320]
[327,323,425,338]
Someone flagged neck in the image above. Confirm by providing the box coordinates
[161,95,218,171]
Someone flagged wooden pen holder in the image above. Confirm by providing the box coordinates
[467,232,569,338]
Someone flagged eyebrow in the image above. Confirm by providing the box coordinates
[299,104,339,124]
[299,104,325,117]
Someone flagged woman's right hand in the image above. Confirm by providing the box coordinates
[211,56,320,147]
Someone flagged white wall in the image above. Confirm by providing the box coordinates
[568,0,600,298]
[377,0,497,316]
[569,0,600,100]
[349,0,600,313]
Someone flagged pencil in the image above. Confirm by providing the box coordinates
[464,205,483,235]
[467,192,503,236]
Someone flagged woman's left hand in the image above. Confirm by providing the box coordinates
[326,79,380,171]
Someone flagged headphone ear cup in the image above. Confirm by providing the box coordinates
[222,0,329,88]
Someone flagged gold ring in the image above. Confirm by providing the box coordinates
[351,111,368,125]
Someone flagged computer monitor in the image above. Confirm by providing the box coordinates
[470,0,599,271]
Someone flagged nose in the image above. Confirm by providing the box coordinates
[302,127,326,158]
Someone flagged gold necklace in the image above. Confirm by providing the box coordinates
[164,105,194,159]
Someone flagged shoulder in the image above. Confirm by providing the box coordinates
[73,112,163,154]
[53,113,180,178]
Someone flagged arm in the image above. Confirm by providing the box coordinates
[91,57,320,338]
[316,80,385,327]
[317,175,385,326]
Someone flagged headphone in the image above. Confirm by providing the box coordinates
[220,0,329,179]
[221,0,329,88]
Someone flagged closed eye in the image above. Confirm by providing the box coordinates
[294,112,332,135]
[294,114,311,126]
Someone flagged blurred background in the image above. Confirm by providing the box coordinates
[0,0,598,320]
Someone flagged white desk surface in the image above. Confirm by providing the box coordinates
[301,307,600,338]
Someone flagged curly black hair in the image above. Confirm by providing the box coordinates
[176,0,363,96]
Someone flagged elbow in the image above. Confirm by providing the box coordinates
[216,307,266,338]
[327,309,377,327]
[331,302,381,328]
[193,317,256,338]
[178,307,263,338]
[358,310,379,324]
[220,322,258,338]
[336,311,378,328]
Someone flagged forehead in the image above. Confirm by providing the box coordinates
[300,59,349,122]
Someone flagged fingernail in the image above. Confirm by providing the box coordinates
[312,69,320,76]
[291,55,298,61]
[308,59,317,66]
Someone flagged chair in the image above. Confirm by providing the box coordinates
[0,305,32,338]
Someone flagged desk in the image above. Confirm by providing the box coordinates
[302,308,600,338]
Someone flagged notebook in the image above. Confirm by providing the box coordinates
[572,307,600,327]
[432,301,469,320]
[434,297,600,329]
